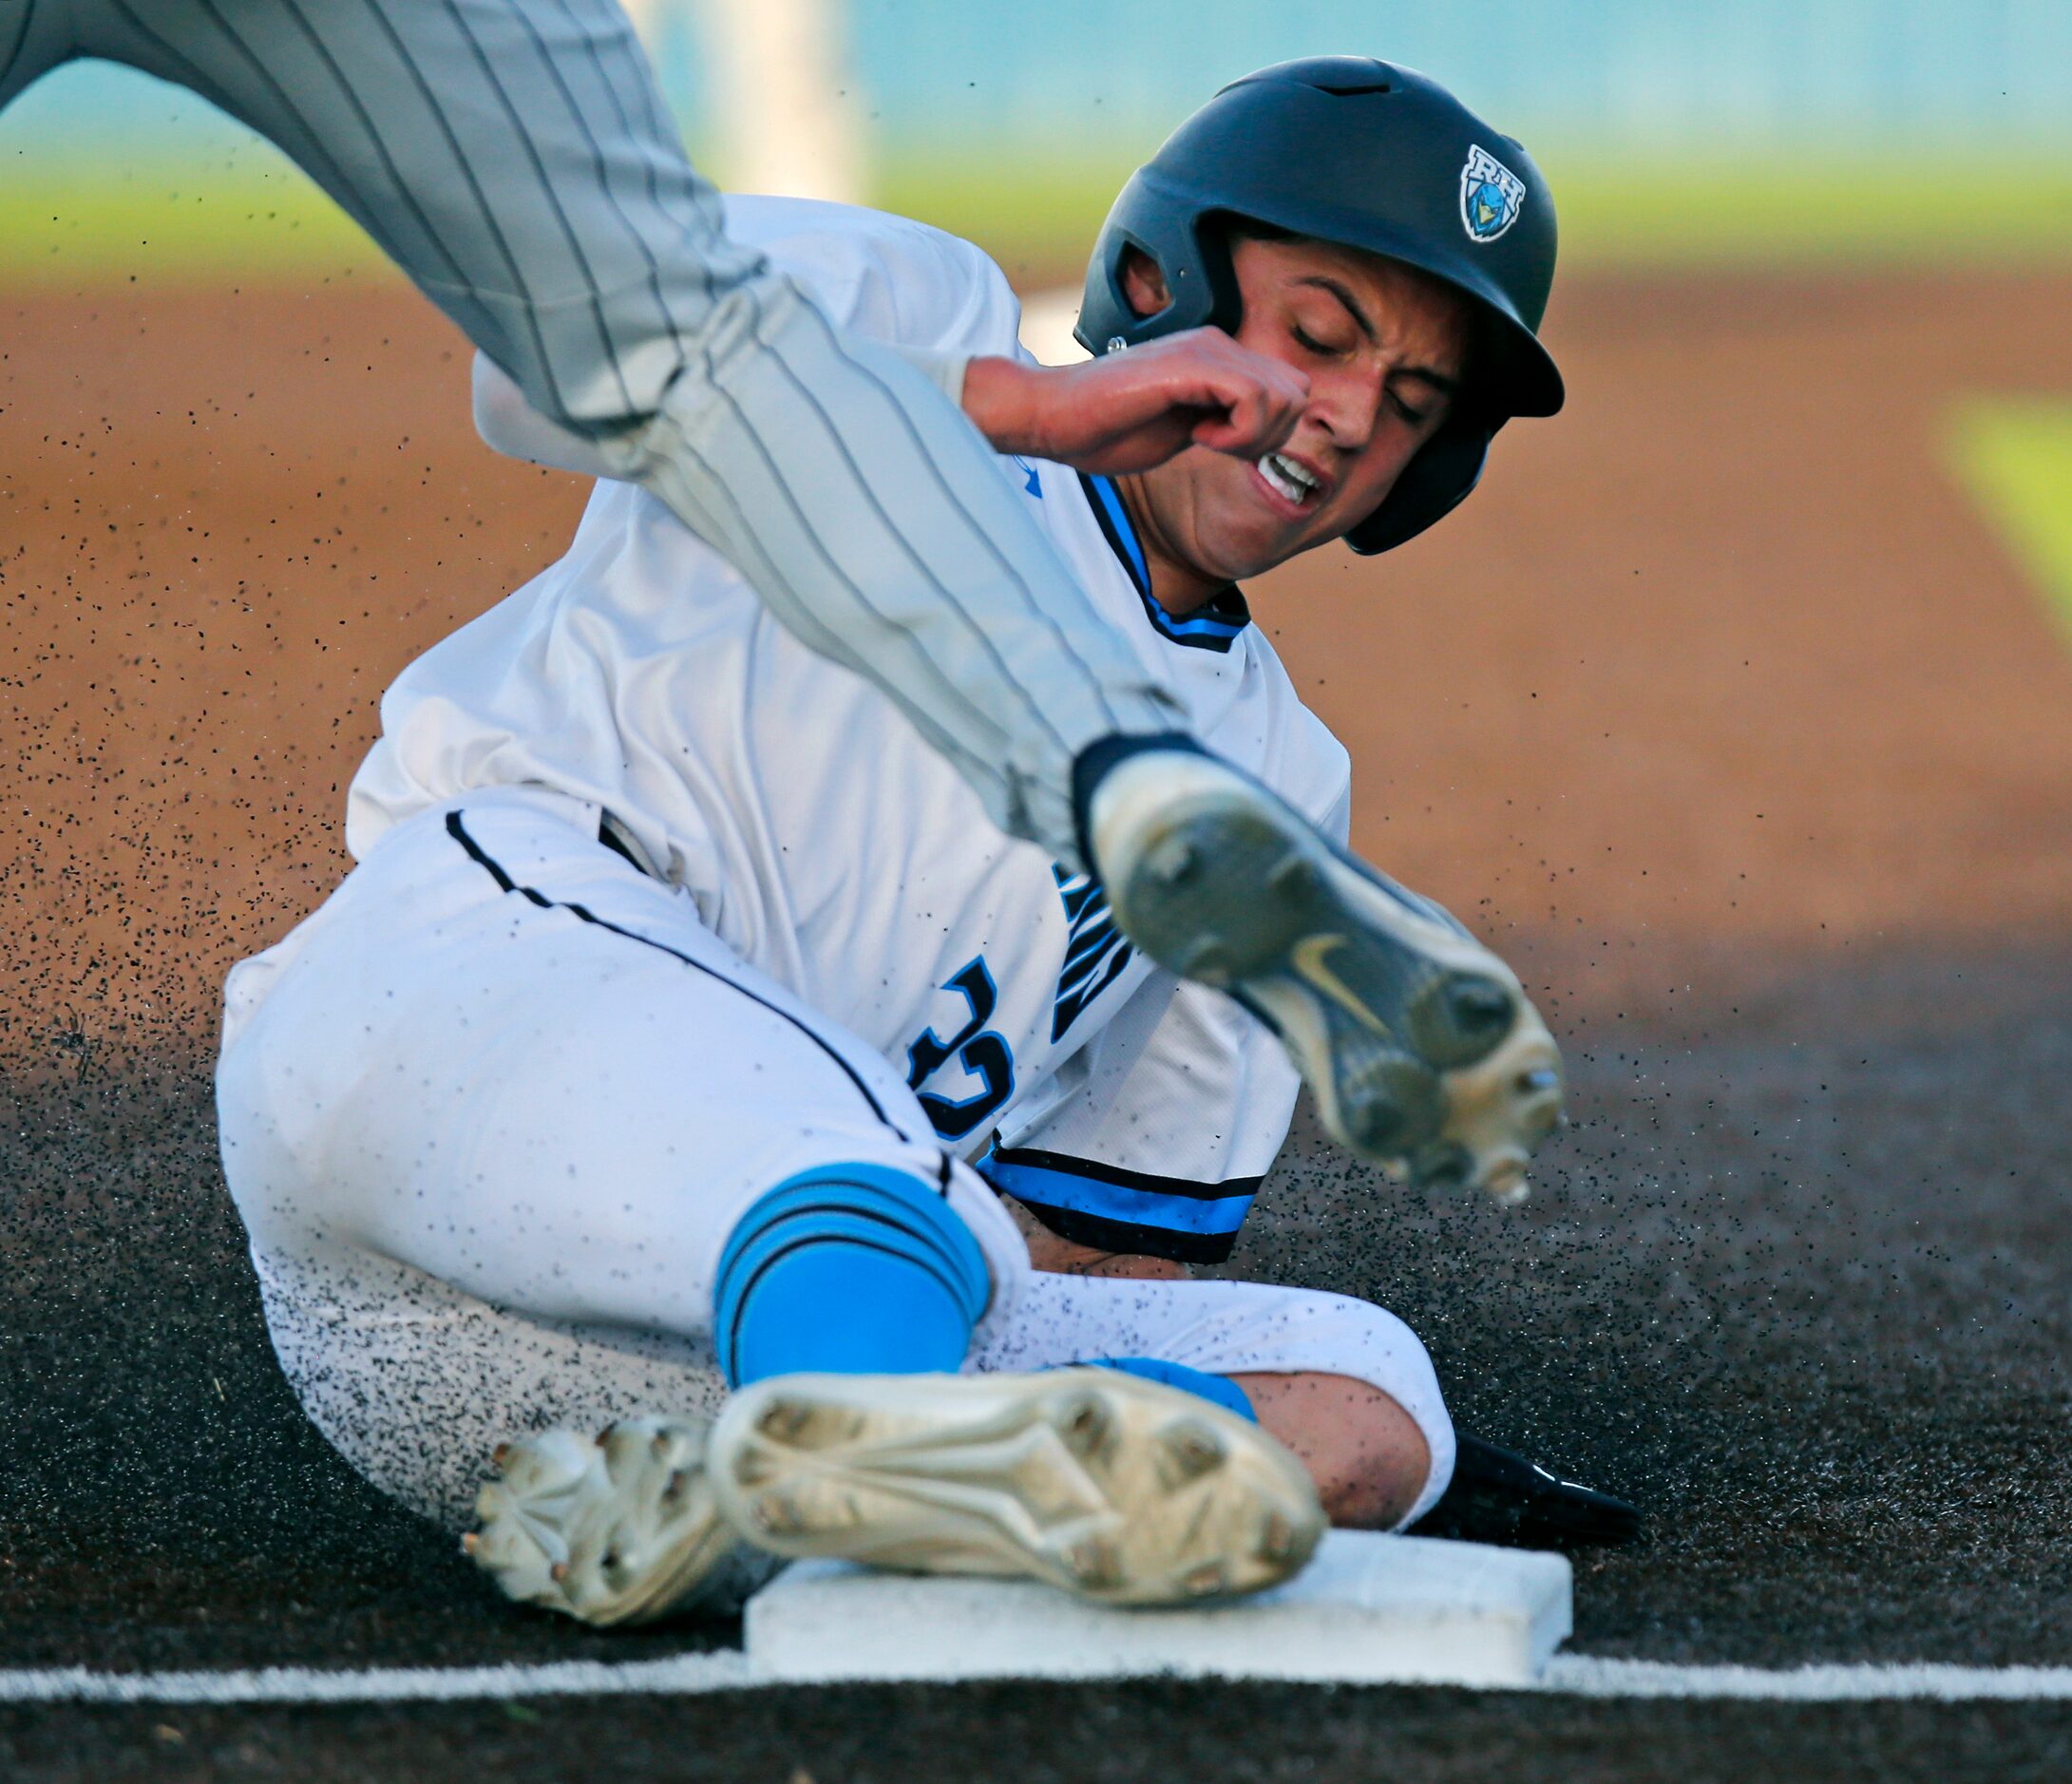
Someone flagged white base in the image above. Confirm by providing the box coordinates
[743,1529,1572,1688]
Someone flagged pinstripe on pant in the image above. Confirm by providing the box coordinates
[0,0,1185,861]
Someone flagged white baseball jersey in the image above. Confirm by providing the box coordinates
[347,198,1353,1263]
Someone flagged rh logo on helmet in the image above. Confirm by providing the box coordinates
[1459,144,1526,243]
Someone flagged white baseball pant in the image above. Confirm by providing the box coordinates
[215,788,1457,1530]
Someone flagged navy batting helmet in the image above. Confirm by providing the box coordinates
[1074,58,1563,556]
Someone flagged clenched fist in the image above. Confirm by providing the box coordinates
[961,332,1310,477]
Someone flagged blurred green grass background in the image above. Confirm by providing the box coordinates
[8,144,2072,290]
[1947,400,2072,651]
[6,6,2066,665]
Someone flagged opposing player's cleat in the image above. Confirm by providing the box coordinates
[466,1416,778,1626]
[706,1368,1324,1606]
[1089,750,1565,1199]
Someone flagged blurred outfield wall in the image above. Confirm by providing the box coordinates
[2,0,2069,282]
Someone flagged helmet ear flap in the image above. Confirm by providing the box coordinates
[1074,177,1236,355]
[1345,425,1492,556]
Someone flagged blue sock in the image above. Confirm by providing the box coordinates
[713,1166,991,1386]
[1086,1356,1257,1423]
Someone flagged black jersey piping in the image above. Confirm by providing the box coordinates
[987,1144,1265,1201]
[1075,472,1251,655]
[444,807,905,1140]
[1009,1200,1245,1267]
[718,1225,969,1377]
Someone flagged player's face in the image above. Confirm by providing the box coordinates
[1136,237,1473,585]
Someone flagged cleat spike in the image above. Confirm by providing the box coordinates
[550,1561,569,1584]
[1181,1562,1227,1598]
[1260,1511,1297,1564]
[490,1443,510,1471]
[757,1399,811,1442]
[1484,1161,1530,1205]
[751,1491,804,1536]
[1448,979,1514,1027]
[731,1449,775,1488]
[1176,941,1233,981]
[461,1531,480,1556]
[1412,1143,1473,1191]
[1266,853,1321,899]
[1157,1421,1225,1483]
[1057,1394,1112,1458]
[1065,1539,1120,1589]
[1148,838,1199,885]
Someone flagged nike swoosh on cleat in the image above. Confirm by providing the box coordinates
[1290,935,1391,1034]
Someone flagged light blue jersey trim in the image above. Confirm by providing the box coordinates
[1088,1357,1258,1423]
[981,1152,1255,1237]
[1085,473,1151,589]
[1081,474,1250,651]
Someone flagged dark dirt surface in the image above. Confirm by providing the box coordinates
[4,949,2070,1680]
[3,268,2071,1777]
[9,1689,2072,1784]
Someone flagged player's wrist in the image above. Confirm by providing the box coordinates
[960,355,1052,458]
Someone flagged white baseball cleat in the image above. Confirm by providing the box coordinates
[1090,750,1564,1200]
[466,1416,777,1626]
[706,1368,1323,1605]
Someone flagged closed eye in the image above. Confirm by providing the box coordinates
[1291,324,1348,358]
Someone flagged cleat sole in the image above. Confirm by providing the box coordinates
[466,1416,775,1626]
[709,1370,1322,1608]
[1093,761,1566,1199]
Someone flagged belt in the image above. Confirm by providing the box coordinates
[596,809,656,879]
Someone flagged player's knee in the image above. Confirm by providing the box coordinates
[1282,1291,1448,1426]
[1224,1288,1455,1528]
[713,1165,991,1386]
[1235,1373,1434,1529]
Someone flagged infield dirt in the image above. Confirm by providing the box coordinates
[2,266,2070,1780]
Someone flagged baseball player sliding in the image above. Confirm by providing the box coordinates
[5,2,1561,1202]
[215,60,1627,1625]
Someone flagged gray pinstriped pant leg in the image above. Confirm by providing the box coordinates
[0,0,1182,861]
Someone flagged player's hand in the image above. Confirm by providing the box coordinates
[962,333,1309,476]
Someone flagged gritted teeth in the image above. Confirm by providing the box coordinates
[1259,451,1320,504]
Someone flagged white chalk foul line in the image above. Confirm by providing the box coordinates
[0,1652,751,1705]
[1544,1657,2072,1701]
[5,1652,2072,1706]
